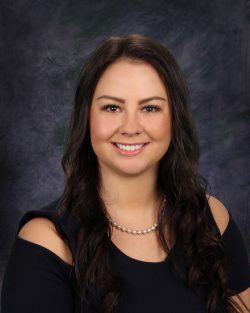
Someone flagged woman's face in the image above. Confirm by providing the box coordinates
[89,58,172,176]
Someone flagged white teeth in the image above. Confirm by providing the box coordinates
[115,143,145,151]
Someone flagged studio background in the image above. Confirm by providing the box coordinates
[1,0,249,299]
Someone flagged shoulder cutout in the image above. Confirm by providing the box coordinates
[18,217,73,266]
[206,194,230,236]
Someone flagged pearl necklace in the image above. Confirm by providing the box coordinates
[106,195,167,235]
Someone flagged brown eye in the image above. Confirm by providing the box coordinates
[102,104,120,112]
[143,105,161,112]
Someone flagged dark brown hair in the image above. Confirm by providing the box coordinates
[52,34,244,313]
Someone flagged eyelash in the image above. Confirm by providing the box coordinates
[101,104,161,113]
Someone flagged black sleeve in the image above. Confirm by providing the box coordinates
[222,211,250,294]
[1,236,75,313]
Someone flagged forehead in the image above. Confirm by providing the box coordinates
[93,59,168,98]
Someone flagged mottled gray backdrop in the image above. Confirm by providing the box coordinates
[0,0,249,294]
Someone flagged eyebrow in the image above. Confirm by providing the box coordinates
[96,95,167,104]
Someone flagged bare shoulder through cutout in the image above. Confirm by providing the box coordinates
[206,194,230,236]
[18,217,73,266]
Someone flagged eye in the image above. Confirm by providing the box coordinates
[142,105,161,112]
[101,104,120,112]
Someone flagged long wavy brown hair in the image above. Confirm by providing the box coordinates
[51,34,244,313]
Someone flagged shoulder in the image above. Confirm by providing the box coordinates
[18,217,73,266]
[205,194,230,236]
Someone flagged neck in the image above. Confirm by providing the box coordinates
[99,164,163,226]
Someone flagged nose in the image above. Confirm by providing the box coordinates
[118,111,143,135]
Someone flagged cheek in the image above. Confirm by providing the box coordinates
[147,116,171,140]
[89,109,117,140]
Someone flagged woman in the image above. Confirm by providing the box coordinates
[1,34,249,313]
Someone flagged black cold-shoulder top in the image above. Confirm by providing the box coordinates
[1,198,249,313]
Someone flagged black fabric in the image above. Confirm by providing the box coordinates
[1,199,249,313]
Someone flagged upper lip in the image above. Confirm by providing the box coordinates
[112,142,149,145]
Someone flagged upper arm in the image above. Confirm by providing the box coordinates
[206,194,230,236]
[206,194,250,311]
[18,217,73,266]
[1,217,74,313]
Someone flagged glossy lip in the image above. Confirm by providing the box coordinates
[111,142,150,156]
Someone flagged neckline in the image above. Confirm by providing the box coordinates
[108,212,233,265]
[108,238,176,266]
[61,208,232,266]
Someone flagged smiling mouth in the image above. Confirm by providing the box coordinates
[112,142,149,148]
[111,142,150,156]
